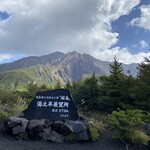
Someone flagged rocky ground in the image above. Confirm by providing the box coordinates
[0,120,147,150]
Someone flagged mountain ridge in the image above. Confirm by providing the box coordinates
[0,51,65,73]
[0,51,138,89]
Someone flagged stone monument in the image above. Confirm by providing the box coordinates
[23,89,79,121]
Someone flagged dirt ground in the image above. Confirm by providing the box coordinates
[0,121,147,150]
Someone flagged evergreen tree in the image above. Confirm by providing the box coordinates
[135,57,150,110]
[109,56,124,78]
[100,56,124,97]
[99,57,134,112]
[73,73,99,111]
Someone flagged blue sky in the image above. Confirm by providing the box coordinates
[0,11,10,20]
[111,0,150,54]
[0,0,150,64]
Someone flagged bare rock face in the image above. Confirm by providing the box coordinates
[3,116,91,142]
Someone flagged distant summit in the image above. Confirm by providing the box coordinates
[0,51,138,89]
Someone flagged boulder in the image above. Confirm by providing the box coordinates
[3,116,92,142]
[28,119,46,130]
[65,120,91,141]
[65,120,87,134]
[77,129,91,141]
[48,131,64,143]
[52,121,64,129]
[27,119,52,139]
[16,132,28,141]
[39,127,51,141]
[52,121,72,136]
[4,117,28,135]
[13,126,26,135]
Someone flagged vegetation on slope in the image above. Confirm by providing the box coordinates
[0,65,69,90]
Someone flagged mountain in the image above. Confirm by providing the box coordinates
[0,51,138,89]
[0,51,65,73]
[58,51,110,81]
[0,65,70,90]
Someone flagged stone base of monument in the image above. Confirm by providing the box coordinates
[3,116,92,143]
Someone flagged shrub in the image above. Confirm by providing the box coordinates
[0,89,28,118]
[143,112,150,123]
[131,129,149,146]
[10,96,27,116]
[109,110,149,146]
[89,120,104,141]
[0,102,9,120]
[0,111,8,120]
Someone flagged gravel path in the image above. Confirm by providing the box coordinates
[0,121,147,150]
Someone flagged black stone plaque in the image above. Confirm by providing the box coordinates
[23,89,79,121]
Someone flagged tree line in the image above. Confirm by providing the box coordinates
[1,56,149,116]
[65,56,150,113]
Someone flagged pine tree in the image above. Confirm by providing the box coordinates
[135,57,150,110]
[101,56,125,97]
[72,73,99,111]
[99,57,130,112]
[109,56,124,78]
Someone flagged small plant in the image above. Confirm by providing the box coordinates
[0,102,9,120]
[109,109,149,146]
[10,96,27,116]
[0,111,8,120]
[0,89,28,119]
[65,133,76,142]
[131,129,149,146]
[89,120,104,141]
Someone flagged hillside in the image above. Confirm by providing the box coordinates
[0,51,138,89]
[0,65,70,90]
[0,51,65,73]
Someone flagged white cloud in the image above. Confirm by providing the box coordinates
[0,54,12,64]
[0,0,140,56]
[92,47,150,64]
[130,5,150,30]
[132,44,138,48]
[0,54,26,64]
[140,40,149,48]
